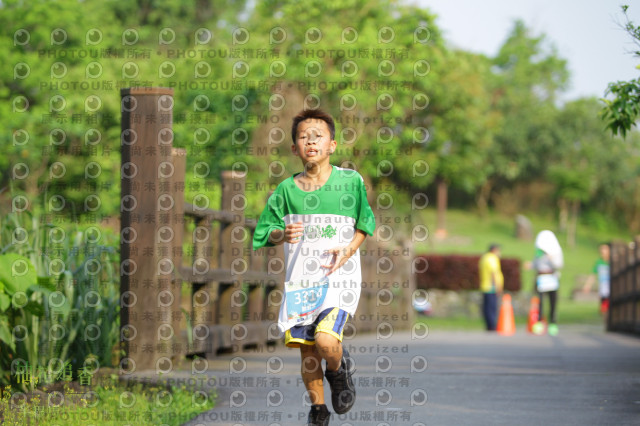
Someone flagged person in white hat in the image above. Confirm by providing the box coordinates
[532,230,563,336]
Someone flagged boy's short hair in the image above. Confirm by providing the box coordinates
[291,109,335,143]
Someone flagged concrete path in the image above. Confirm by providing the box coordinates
[131,324,640,426]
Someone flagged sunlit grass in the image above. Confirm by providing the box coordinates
[0,376,216,426]
[411,207,623,328]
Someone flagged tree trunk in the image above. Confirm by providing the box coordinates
[558,198,568,233]
[567,199,580,249]
[476,179,492,218]
[436,178,448,239]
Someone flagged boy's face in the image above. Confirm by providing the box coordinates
[292,118,336,165]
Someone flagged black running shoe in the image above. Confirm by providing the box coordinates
[324,345,356,414]
[307,403,331,425]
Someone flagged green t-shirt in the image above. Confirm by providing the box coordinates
[253,165,376,331]
[592,258,610,297]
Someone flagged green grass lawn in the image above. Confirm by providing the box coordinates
[0,375,215,426]
[411,207,628,327]
[416,301,605,331]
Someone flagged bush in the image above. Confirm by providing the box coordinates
[0,211,120,392]
[415,254,521,292]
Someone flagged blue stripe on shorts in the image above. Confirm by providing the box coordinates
[333,309,347,334]
[287,307,348,343]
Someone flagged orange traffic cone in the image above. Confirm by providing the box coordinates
[527,296,540,333]
[497,294,516,336]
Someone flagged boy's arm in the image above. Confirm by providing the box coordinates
[268,222,304,245]
[322,229,368,275]
[268,228,285,245]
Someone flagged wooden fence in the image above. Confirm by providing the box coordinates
[119,87,415,371]
[608,237,640,334]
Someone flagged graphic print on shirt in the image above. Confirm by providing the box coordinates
[252,166,376,333]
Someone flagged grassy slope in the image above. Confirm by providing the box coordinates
[412,208,631,328]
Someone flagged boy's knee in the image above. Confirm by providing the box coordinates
[314,331,340,351]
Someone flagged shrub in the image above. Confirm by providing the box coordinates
[415,254,521,292]
[0,211,120,392]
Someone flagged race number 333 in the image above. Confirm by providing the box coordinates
[285,277,329,324]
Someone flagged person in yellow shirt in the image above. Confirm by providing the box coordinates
[479,244,504,331]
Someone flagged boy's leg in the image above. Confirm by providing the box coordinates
[300,344,325,405]
[315,331,342,371]
[293,307,354,415]
[316,330,356,414]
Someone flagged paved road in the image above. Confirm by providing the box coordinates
[132,325,640,426]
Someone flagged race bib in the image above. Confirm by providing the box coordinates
[285,276,329,324]
[536,274,559,292]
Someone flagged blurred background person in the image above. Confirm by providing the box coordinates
[584,243,611,316]
[532,230,564,336]
[479,243,504,331]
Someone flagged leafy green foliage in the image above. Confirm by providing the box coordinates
[0,211,120,392]
[601,6,640,137]
[490,20,569,184]
[0,253,37,295]
[1,0,638,233]
[602,78,640,137]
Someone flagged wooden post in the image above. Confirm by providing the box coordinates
[120,87,174,372]
[609,241,624,332]
[192,215,216,354]
[358,237,377,334]
[260,192,285,334]
[263,246,284,334]
[169,147,186,362]
[628,242,633,330]
[218,171,245,332]
[608,238,640,334]
[630,236,640,334]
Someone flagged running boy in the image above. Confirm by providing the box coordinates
[253,109,375,425]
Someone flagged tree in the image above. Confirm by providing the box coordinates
[0,0,125,215]
[601,5,640,137]
[489,20,569,187]
[426,50,497,235]
[242,0,453,224]
[0,0,251,218]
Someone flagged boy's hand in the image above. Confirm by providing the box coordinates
[284,221,304,243]
[321,246,355,276]
[268,222,304,245]
[321,229,367,275]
